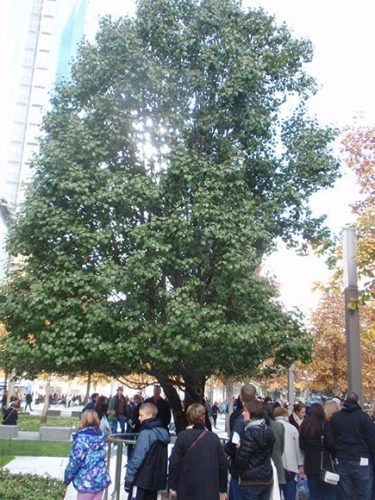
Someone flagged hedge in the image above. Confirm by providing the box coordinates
[0,470,66,499]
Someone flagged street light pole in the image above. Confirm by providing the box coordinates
[342,226,362,403]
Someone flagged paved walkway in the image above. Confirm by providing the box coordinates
[6,446,127,499]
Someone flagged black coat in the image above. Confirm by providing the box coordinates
[144,396,171,429]
[2,407,18,425]
[168,425,228,500]
[331,399,375,461]
[226,408,245,478]
[235,420,274,483]
[299,419,335,475]
[135,440,168,491]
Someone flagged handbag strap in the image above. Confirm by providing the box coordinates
[185,429,207,455]
[320,423,324,471]
[3,407,16,423]
[320,421,335,472]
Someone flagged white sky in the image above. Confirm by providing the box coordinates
[1,0,374,317]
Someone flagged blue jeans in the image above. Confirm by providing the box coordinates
[307,473,336,500]
[239,485,271,500]
[336,459,372,500]
[109,419,117,434]
[117,414,126,433]
[280,472,296,500]
[229,476,243,500]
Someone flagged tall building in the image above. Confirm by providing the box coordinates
[0,0,88,279]
[56,0,88,81]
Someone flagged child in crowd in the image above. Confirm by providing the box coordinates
[125,402,170,500]
[64,409,111,500]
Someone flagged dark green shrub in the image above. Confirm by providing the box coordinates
[0,470,66,499]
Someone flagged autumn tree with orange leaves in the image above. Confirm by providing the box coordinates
[308,287,347,396]
[342,125,375,298]
[308,125,375,398]
[308,284,374,398]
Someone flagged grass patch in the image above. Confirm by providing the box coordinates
[18,415,78,432]
[0,439,71,458]
[0,470,66,500]
[0,455,14,467]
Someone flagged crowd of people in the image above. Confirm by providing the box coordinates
[225,387,375,500]
[49,384,375,499]
[1,381,374,499]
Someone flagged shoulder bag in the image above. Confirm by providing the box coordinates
[319,424,340,486]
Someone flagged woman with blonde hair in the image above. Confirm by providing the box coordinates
[323,400,340,421]
[168,403,228,499]
[64,409,111,499]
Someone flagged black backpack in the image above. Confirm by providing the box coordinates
[134,439,168,491]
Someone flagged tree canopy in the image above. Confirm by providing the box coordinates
[0,0,339,418]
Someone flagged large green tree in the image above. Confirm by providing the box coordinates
[0,0,338,426]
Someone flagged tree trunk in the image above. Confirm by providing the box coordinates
[6,370,16,407]
[157,373,206,434]
[40,375,51,424]
[4,367,8,400]
[158,375,186,433]
[225,377,234,434]
[184,373,206,408]
[83,371,91,405]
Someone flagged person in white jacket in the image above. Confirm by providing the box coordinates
[274,407,305,500]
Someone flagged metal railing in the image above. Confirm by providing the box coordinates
[104,432,228,500]
[104,433,138,500]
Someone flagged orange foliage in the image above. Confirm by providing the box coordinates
[307,285,375,398]
[342,126,375,297]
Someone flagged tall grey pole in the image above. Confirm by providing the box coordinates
[342,226,362,403]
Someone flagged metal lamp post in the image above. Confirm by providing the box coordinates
[342,225,362,403]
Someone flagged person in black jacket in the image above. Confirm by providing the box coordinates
[144,386,171,430]
[226,384,257,500]
[299,403,336,500]
[2,404,18,425]
[168,403,228,500]
[235,400,275,500]
[212,402,220,428]
[331,392,375,500]
[25,393,33,412]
